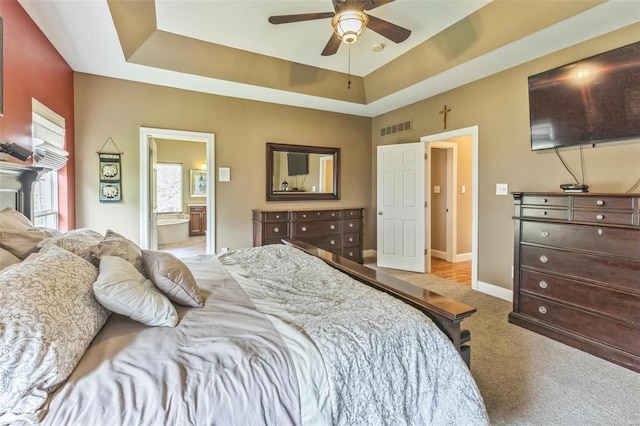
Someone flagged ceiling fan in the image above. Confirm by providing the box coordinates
[268,0,411,56]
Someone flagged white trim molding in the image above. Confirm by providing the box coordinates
[477,280,513,302]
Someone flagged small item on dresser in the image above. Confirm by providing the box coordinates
[559,183,589,192]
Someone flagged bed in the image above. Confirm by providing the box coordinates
[0,163,489,425]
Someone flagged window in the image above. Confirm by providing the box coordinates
[156,163,183,213]
[33,170,58,228]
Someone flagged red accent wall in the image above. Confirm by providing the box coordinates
[0,0,75,230]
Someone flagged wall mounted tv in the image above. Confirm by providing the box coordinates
[528,41,640,151]
[287,152,309,176]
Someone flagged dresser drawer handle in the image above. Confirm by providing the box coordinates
[540,211,548,216]
[275,215,280,219]
[540,231,549,237]
[273,227,279,233]
[349,237,354,242]
[539,255,548,263]
[597,229,603,236]
[302,214,307,218]
[349,251,354,256]
[317,212,321,216]
[596,199,604,206]
[330,240,336,245]
[331,213,335,217]
[541,198,548,203]
[349,223,354,228]
[330,225,335,230]
[539,280,548,289]
[596,214,604,220]
[301,226,307,232]
[350,212,354,215]
[538,306,547,314]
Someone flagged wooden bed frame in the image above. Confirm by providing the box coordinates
[283,238,476,367]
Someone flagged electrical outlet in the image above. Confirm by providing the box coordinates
[496,183,509,196]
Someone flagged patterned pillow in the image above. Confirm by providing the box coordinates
[0,246,109,424]
[38,228,103,259]
[0,228,55,259]
[87,229,147,277]
[142,250,204,307]
[93,255,178,327]
[0,247,20,271]
[0,207,33,230]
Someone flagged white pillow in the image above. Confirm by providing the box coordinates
[93,255,178,327]
[0,246,109,424]
[142,250,204,307]
[0,246,20,271]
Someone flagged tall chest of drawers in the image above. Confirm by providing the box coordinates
[252,208,364,263]
[510,193,640,372]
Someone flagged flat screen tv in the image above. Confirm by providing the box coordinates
[287,152,308,176]
[528,41,640,151]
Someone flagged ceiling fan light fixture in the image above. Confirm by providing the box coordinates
[332,10,368,44]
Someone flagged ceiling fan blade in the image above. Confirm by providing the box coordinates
[321,33,342,56]
[268,12,335,25]
[366,14,411,43]
[364,0,395,11]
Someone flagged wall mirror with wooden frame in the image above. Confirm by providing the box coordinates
[266,142,341,201]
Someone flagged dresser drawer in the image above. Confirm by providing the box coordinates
[298,235,342,252]
[263,222,289,239]
[292,220,341,237]
[341,209,363,219]
[520,270,640,325]
[343,218,361,233]
[572,210,634,226]
[291,210,341,221]
[519,294,640,355]
[573,196,634,210]
[521,195,568,207]
[521,207,568,220]
[343,247,361,261]
[343,232,360,247]
[521,221,640,258]
[521,245,640,291]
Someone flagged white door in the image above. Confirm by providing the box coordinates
[148,136,158,250]
[376,142,430,273]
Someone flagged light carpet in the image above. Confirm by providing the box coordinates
[368,265,640,426]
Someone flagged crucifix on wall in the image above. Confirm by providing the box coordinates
[439,105,451,129]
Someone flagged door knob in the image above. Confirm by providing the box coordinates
[378,211,383,215]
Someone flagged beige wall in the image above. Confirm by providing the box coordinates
[372,24,640,290]
[74,75,372,250]
[155,138,207,212]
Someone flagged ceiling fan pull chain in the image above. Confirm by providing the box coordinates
[347,44,352,90]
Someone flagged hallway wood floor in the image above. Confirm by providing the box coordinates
[430,257,472,286]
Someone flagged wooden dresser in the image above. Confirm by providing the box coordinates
[510,192,640,372]
[252,208,364,263]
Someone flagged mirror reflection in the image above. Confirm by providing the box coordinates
[266,143,340,201]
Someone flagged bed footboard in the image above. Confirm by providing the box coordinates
[283,239,476,367]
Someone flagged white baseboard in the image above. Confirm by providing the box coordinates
[456,252,472,262]
[476,280,513,302]
[431,249,446,260]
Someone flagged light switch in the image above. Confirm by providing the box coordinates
[461,185,466,194]
[433,185,441,194]
[218,167,230,182]
[496,183,509,196]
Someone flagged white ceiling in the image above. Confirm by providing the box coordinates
[18,0,640,117]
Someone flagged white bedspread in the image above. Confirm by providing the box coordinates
[219,245,489,426]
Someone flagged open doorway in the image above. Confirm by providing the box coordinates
[422,126,477,290]
[139,128,216,255]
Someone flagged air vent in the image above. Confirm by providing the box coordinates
[380,120,412,136]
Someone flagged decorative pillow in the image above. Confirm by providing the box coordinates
[0,228,55,259]
[0,247,21,271]
[142,250,204,307]
[0,246,109,424]
[38,228,103,259]
[0,207,33,230]
[87,229,147,277]
[93,255,178,327]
